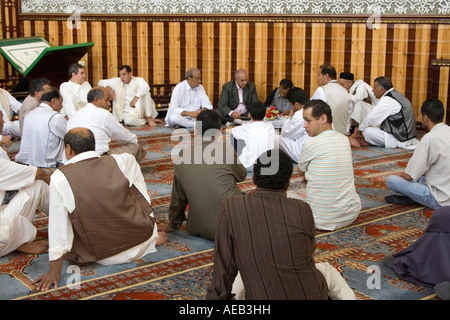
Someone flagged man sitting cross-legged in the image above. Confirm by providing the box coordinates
[33,128,167,291]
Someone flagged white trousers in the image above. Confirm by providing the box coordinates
[231,262,356,300]
[167,113,196,128]
[0,180,49,257]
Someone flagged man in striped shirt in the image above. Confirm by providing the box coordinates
[298,99,361,231]
[385,98,450,209]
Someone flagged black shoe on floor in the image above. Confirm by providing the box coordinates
[385,195,417,205]
[383,255,395,269]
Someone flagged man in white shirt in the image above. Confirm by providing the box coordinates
[385,98,450,209]
[275,87,310,163]
[228,101,275,171]
[165,68,213,128]
[311,64,351,135]
[0,109,52,258]
[32,127,167,291]
[59,63,92,118]
[0,87,22,139]
[66,87,143,162]
[338,72,379,146]
[351,76,418,149]
[15,87,67,168]
[98,65,161,127]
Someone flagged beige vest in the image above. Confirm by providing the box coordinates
[0,88,11,120]
[322,81,351,134]
[59,155,155,264]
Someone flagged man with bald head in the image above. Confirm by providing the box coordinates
[217,68,259,124]
[66,86,143,162]
[33,127,167,291]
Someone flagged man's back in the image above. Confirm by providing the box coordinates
[16,104,66,168]
[170,139,246,240]
[207,189,328,300]
[232,121,275,169]
[405,123,450,206]
[67,103,137,154]
[299,130,361,227]
[321,82,351,134]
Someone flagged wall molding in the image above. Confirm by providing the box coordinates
[19,0,450,23]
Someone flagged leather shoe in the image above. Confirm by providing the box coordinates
[385,195,417,205]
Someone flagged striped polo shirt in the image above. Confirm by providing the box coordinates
[299,130,361,225]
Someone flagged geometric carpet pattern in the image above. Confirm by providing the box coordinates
[0,125,438,300]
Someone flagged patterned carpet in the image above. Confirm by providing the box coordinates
[0,124,437,301]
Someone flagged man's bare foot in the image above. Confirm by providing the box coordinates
[16,239,49,255]
[156,231,168,246]
[147,118,163,127]
[157,222,175,233]
[348,136,361,148]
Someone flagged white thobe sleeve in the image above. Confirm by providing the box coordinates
[135,78,150,98]
[104,112,138,144]
[6,92,22,113]
[48,170,75,261]
[199,86,213,110]
[358,96,401,132]
[281,111,305,140]
[0,158,37,192]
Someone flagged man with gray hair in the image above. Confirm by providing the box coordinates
[165,68,213,128]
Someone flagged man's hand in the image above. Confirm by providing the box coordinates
[130,96,139,108]
[231,111,241,119]
[32,258,64,291]
[1,134,12,148]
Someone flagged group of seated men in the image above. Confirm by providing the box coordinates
[1,62,449,299]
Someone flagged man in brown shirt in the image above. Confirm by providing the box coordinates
[165,109,247,241]
[207,149,329,300]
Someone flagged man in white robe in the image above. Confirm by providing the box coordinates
[0,87,22,139]
[59,63,92,118]
[98,65,161,127]
[165,68,213,128]
[339,72,379,147]
[0,109,51,258]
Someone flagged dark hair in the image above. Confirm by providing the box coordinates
[29,78,51,96]
[68,63,84,77]
[421,98,444,123]
[87,87,106,103]
[41,87,61,103]
[374,76,393,91]
[319,64,337,80]
[286,87,309,105]
[253,149,293,191]
[247,101,266,120]
[303,99,333,124]
[64,128,96,155]
[279,79,293,90]
[195,109,221,136]
[119,65,132,73]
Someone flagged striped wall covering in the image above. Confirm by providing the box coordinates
[1,5,449,122]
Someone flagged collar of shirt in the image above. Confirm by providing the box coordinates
[38,102,54,110]
[183,80,197,91]
[66,151,101,165]
[382,88,395,98]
